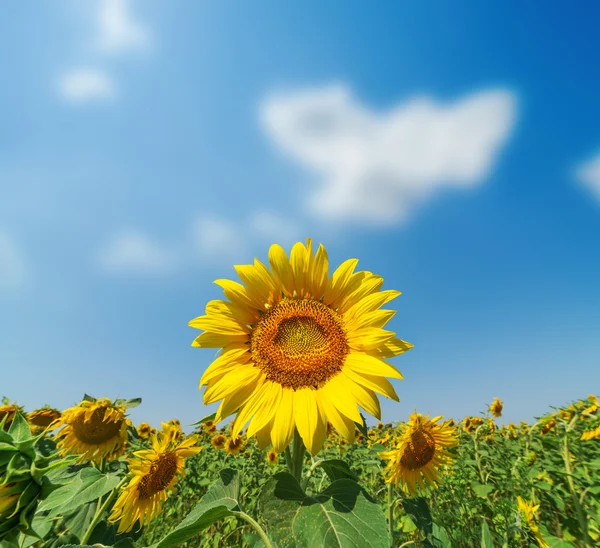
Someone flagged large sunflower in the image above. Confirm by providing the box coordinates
[109,425,201,533]
[381,412,457,495]
[189,239,412,455]
[55,398,130,463]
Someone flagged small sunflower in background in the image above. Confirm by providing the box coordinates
[202,420,217,434]
[225,436,244,455]
[517,497,549,548]
[189,238,412,456]
[162,420,184,444]
[463,416,484,433]
[583,394,599,416]
[581,419,600,441]
[211,434,226,450]
[136,422,154,440]
[109,424,201,533]
[27,406,61,433]
[381,412,457,496]
[54,397,130,463]
[266,449,279,465]
[489,397,503,418]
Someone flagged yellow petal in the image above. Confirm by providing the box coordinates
[270,388,295,453]
[214,279,260,310]
[293,389,327,456]
[268,244,295,297]
[205,299,256,326]
[236,382,282,438]
[254,419,273,450]
[290,241,308,296]
[192,331,248,348]
[323,258,358,305]
[320,376,362,423]
[345,309,396,331]
[234,262,277,308]
[344,353,403,379]
[199,346,252,386]
[343,289,400,322]
[309,244,329,299]
[347,327,395,351]
[215,377,264,422]
[203,365,261,404]
[319,393,356,443]
[372,337,414,358]
[188,315,249,335]
[343,369,399,401]
[338,275,384,313]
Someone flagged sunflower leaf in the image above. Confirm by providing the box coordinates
[8,412,31,443]
[148,468,241,548]
[258,472,391,548]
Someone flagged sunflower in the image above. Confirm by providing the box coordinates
[381,412,457,496]
[583,394,599,415]
[27,407,61,433]
[489,397,503,418]
[517,497,549,548]
[581,420,600,441]
[463,416,484,433]
[202,420,217,434]
[109,424,201,533]
[189,239,412,456]
[0,405,21,430]
[540,419,556,435]
[137,422,154,439]
[161,421,184,445]
[266,449,279,465]
[225,436,244,455]
[55,398,130,463]
[211,434,226,450]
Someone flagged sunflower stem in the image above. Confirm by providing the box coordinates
[387,482,394,539]
[291,429,306,483]
[80,476,128,544]
[562,430,591,546]
[235,511,274,548]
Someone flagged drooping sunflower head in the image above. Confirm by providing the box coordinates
[489,397,503,418]
[0,405,23,430]
[381,412,458,496]
[190,239,412,456]
[463,416,484,434]
[109,427,201,533]
[160,421,184,445]
[54,398,130,463]
[27,407,61,433]
[540,418,556,435]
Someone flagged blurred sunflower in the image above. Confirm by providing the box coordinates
[381,412,457,495]
[540,419,556,435]
[581,421,600,441]
[463,416,484,433]
[517,496,549,548]
[211,434,226,450]
[55,398,129,463]
[225,436,244,455]
[0,482,20,520]
[189,239,412,455]
[136,422,154,440]
[0,405,22,430]
[266,449,279,465]
[583,394,599,415]
[489,397,503,418]
[109,424,201,533]
[27,407,61,433]
[202,420,217,434]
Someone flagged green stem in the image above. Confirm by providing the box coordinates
[472,432,486,484]
[291,429,306,483]
[284,446,294,476]
[302,458,324,491]
[235,511,274,548]
[562,433,591,546]
[387,483,394,539]
[80,476,128,544]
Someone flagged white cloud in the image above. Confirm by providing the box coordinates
[98,232,176,273]
[59,68,115,102]
[261,85,517,224]
[575,152,600,201]
[250,211,303,247]
[193,217,244,262]
[0,232,27,292]
[98,0,150,53]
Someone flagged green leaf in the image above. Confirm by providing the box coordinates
[150,468,241,548]
[7,412,31,443]
[190,412,217,427]
[480,520,493,548]
[259,472,391,548]
[6,452,32,482]
[82,394,96,403]
[38,467,119,516]
[114,398,142,409]
[403,497,433,537]
[471,481,494,498]
[432,524,452,548]
[354,414,369,437]
[319,459,359,482]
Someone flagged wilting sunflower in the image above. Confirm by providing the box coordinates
[540,418,556,435]
[109,424,201,533]
[189,239,412,455]
[463,416,484,433]
[381,412,457,495]
[489,397,503,418]
[517,496,549,548]
[55,398,130,463]
[28,407,61,432]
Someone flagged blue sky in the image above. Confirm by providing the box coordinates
[2,1,600,430]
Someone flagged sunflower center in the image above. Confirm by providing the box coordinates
[250,298,349,390]
[137,452,178,499]
[30,411,60,427]
[400,429,436,470]
[72,408,123,445]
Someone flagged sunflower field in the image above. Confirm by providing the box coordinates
[1,240,599,548]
